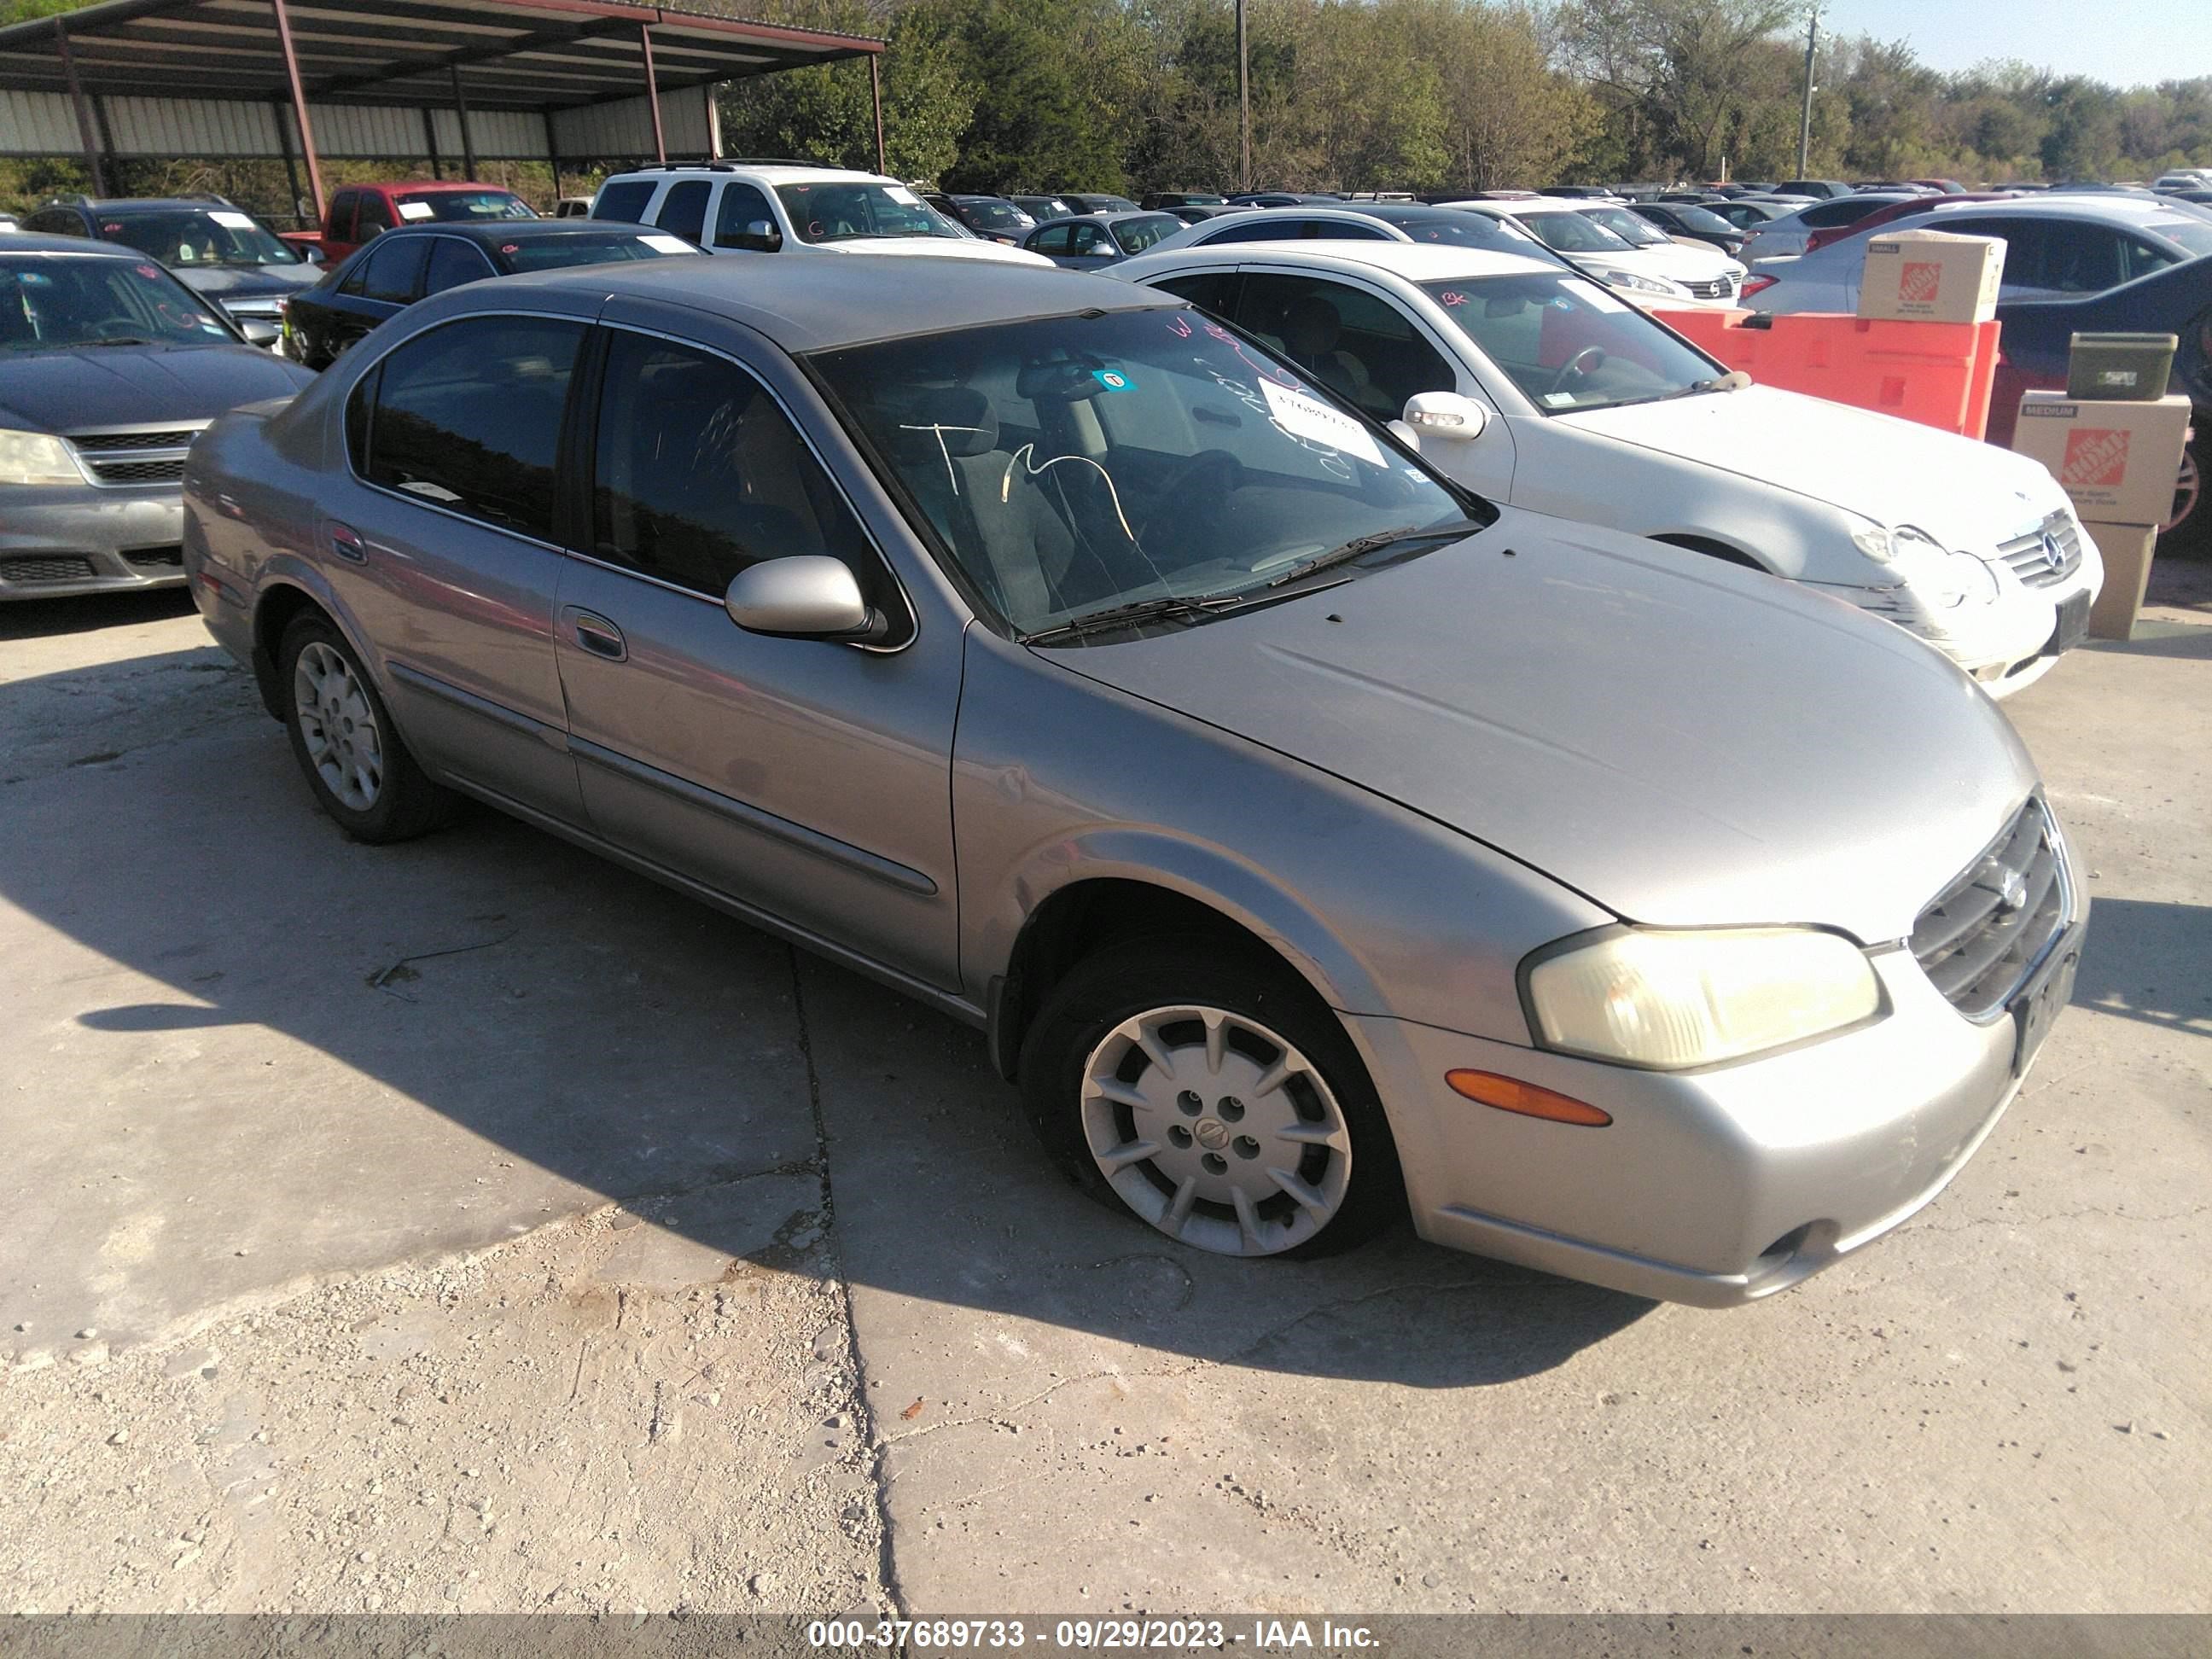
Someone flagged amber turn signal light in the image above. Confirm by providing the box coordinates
[1446,1069,1612,1126]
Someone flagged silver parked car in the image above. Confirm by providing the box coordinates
[183,257,2085,1305]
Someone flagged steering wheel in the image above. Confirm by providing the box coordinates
[1137,449,1243,543]
[1548,345,1607,395]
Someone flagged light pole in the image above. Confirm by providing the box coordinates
[1797,3,1821,178]
[1237,0,1251,192]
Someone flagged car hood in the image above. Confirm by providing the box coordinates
[169,265,322,299]
[1048,507,2036,944]
[1559,385,2069,549]
[817,239,1052,266]
[0,343,315,432]
[1622,240,1742,276]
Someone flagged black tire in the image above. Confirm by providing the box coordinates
[2156,423,2207,560]
[276,612,455,843]
[1018,935,1404,1260]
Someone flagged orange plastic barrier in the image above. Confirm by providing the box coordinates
[1644,306,2004,441]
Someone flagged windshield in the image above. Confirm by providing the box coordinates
[1581,207,1669,247]
[1422,274,1722,413]
[394,189,535,224]
[1378,212,1560,260]
[100,208,300,268]
[1670,205,1741,236]
[962,200,1033,230]
[1517,212,1638,253]
[0,253,236,351]
[1112,214,1184,254]
[498,232,701,271]
[810,307,1480,638]
[777,183,963,243]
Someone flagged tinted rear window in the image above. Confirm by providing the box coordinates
[592,180,657,224]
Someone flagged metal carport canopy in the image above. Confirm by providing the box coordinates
[0,0,885,212]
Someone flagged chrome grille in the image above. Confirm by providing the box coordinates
[1679,276,1738,300]
[66,424,203,487]
[0,555,97,583]
[1996,511,2084,591]
[1912,798,2070,1020]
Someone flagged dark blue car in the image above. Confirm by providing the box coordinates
[283,219,701,370]
[1987,257,2211,556]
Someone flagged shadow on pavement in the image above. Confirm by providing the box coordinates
[2071,896,2212,1040]
[0,588,198,640]
[2,648,1650,1386]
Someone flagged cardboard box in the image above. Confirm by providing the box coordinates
[2010,391,2192,527]
[1858,230,2005,324]
[2084,520,2157,641]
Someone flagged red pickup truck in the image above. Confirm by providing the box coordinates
[282,179,538,265]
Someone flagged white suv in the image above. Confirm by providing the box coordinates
[589,162,1051,267]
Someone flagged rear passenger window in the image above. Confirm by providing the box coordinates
[1153,274,1241,317]
[354,315,584,541]
[590,330,884,608]
[655,181,711,245]
[592,180,656,224]
[358,236,428,304]
[1309,221,1388,240]
[423,236,493,295]
[714,183,778,247]
[1204,219,1307,245]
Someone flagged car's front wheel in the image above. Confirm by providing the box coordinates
[1019,938,1402,1259]
[278,613,453,842]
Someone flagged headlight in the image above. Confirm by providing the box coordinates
[0,428,84,486]
[1847,523,1995,610]
[1603,270,1679,295]
[1524,927,1883,1069]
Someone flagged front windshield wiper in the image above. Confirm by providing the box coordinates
[1021,591,1251,646]
[1263,519,1484,590]
[1607,370,1753,409]
[76,335,157,348]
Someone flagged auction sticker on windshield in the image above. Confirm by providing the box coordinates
[210,211,258,230]
[397,201,435,221]
[639,234,693,253]
[885,186,923,206]
[1260,380,1385,466]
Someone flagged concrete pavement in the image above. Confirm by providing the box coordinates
[1,583,2204,1614]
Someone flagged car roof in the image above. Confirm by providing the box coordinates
[606,164,893,188]
[64,198,238,212]
[372,220,665,244]
[1122,240,1560,282]
[0,233,144,256]
[1909,193,2208,230]
[490,251,1168,352]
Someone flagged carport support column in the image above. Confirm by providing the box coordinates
[55,19,108,198]
[638,25,667,163]
[870,55,885,177]
[271,0,325,226]
[544,113,562,202]
[451,67,478,179]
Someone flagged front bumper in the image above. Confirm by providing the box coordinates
[0,486,188,600]
[1353,939,2064,1307]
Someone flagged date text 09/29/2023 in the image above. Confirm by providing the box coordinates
[806,1618,1381,1651]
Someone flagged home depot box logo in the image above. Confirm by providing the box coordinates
[2062,427,2131,488]
[1899,260,1944,305]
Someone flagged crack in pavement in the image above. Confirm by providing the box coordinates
[789,944,903,1618]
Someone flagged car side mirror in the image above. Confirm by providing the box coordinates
[724,219,782,253]
[1402,391,1489,441]
[725,556,887,642]
[304,247,326,265]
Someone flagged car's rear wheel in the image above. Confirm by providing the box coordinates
[1019,937,1402,1259]
[2159,425,2206,559]
[278,614,453,842]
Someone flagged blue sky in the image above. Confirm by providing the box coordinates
[1829,1,2212,88]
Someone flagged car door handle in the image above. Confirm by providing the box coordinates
[568,610,626,661]
[327,521,367,563]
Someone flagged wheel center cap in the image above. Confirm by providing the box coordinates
[1194,1119,1230,1150]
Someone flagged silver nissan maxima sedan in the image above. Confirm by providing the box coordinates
[182,256,2085,1306]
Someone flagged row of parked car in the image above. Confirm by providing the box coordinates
[0,153,2129,1305]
